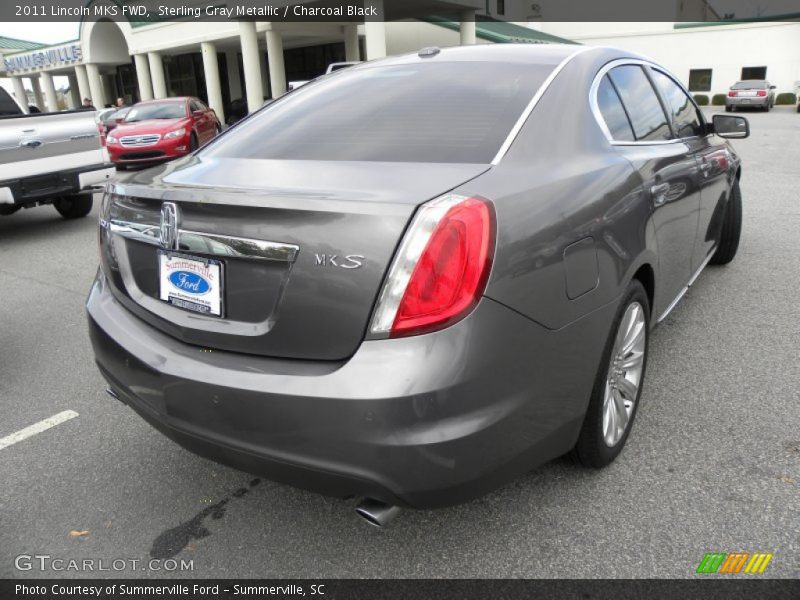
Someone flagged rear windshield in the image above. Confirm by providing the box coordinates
[125,102,186,122]
[732,81,766,89]
[203,62,555,163]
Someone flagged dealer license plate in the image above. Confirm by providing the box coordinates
[158,252,223,317]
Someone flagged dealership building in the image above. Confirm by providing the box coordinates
[535,17,800,98]
[0,0,572,120]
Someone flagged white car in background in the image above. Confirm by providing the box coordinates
[287,62,361,91]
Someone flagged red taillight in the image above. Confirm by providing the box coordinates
[393,198,493,335]
[728,91,737,97]
[369,195,495,338]
[756,90,767,97]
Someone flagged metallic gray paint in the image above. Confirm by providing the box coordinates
[87,45,743,508]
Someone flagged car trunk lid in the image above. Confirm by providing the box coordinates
[100,157,490,360]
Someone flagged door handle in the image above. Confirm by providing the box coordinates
[650,182,670,205]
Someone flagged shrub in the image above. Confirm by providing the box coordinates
[693,94,709,105]
[712,94,728,106]
[775,92,797,105]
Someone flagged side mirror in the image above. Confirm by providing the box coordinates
[769,85,776,90]
[712,114,749,139]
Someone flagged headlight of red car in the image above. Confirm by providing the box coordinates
[163,127,186,140]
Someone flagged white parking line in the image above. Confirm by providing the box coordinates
[0,410,79,451]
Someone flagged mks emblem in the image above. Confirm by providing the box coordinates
[315,254,364,269]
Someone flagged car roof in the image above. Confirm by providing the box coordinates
[362,43,585,68]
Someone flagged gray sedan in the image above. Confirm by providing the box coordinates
[725,79,776,111]
[87,45,748,525]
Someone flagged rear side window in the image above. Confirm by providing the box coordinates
[596,76,634,141]
[607,65,671,142]
[0,87,22,117]
[203,62,557,163]
[651,70,704,139]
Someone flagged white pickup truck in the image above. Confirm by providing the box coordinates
[0,86,115,219]
[287,61,361,91]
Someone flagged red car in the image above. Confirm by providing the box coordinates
[106,97,220,168]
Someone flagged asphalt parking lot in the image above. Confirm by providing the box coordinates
[1,107,798,579]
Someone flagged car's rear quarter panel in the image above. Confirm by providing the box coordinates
[475,49,656,331]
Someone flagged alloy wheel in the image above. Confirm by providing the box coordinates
[602,301,646,447]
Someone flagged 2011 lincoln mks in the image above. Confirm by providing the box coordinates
[87,44,748,525]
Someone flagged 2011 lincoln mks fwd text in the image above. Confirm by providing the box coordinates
[87,45,748,525]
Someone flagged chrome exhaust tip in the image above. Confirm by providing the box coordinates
[355,498,400,528]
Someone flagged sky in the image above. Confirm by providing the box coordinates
[0,22,80,45]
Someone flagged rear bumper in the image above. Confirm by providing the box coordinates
[726,96,769,108]
[0,163,115,206]
[87,269,614,508]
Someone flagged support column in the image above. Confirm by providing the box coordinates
[364,0,386,60]
[239,20,264,113]
[86,63,106,108]
[30,77,45,111]
[201,42,225,123]
[148,52,167,99]
[134,53,153,101]
[11,77,29,113]
[344,23,359,62]
[40,72,59,112]
[66,73,80,108]
[74,64,91,104]
[265,27,286,99]
[226,51,242,99]
[460,10,476,45]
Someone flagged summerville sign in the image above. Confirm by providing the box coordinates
[3,44,83,73]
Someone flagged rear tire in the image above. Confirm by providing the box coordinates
[54,194,93,220]
[725,105,732,113]
[710,179,742,265]
[573,280,650,468]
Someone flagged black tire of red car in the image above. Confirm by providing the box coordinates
[710,178,742,265]
[572,279,650,468]
[54,194,93,220]
[189,132,199,152]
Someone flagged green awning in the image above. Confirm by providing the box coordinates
[425,15,578,45]
[0,35,47,52]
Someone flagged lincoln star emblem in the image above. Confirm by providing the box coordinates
[160,202,180,250]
